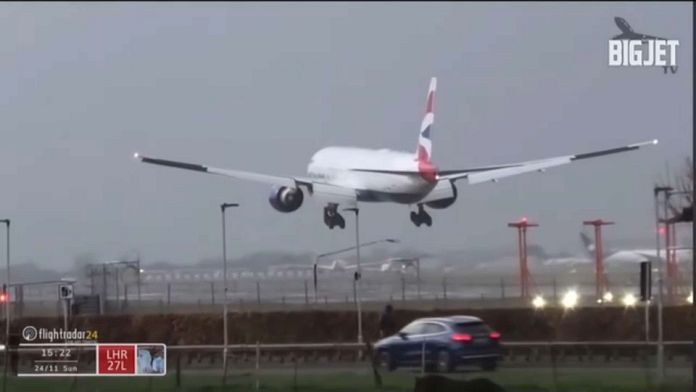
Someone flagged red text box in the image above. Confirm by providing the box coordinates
[97,344,135,374]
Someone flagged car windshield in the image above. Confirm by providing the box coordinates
[453,322,490,335]
[399,322,424,335]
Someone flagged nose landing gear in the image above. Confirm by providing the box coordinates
[410,204,432,227]
[324,204,345,229]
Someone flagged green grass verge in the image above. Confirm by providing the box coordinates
[2,367,690,392]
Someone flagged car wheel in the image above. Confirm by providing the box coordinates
[481,359,498,371]
[378,350,396,371]
[435,350,453,373]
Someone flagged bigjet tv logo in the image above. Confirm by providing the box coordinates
[608,17,679,74]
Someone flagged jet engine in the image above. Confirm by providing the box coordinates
[425,183,458,209]
[268,186,304,212]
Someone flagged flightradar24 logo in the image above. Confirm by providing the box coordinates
[609,17,679,74]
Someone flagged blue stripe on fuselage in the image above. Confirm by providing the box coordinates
[355,189,424,204]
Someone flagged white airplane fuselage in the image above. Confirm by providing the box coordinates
[546,249,693,265]
[306,147,436,203]
[605,249,693,264]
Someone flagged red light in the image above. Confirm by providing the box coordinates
[0,294,7,302]
[451,333,472,342]
[658,226,666,235]
[520,217,528,224]
[489,331,501,339]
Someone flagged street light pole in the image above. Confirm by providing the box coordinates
[1,219,9,392]
[114,268,120,311]
[344,208,363,344]
[416,258,421,301]
[136,256,142,309]
[101,264,107,314]
[0,220,10,343]
[313,255,318,304]
[220,202,239,383]
[653,186,671,384]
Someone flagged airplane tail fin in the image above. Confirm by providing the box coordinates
[580,232,595,256]
[416,77,436,164]
[614,17,634,34]
[328,260,343,271]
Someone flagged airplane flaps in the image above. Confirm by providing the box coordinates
[420,180,456,206]
[312,183,358,208]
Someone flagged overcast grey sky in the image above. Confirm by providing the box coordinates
[0,2,691,268]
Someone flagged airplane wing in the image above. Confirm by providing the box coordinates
[612,33,667,40]
[134,153,303,187]
[438,139,658,184]
[133,153,357,206]
[637,33,668,41]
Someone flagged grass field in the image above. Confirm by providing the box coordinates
[3,366,691,392]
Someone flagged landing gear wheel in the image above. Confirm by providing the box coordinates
[324,204,345,229]
[423,213,432,227]
[410,211,422,227]
[410,205,433,227]
[324,209,334,229]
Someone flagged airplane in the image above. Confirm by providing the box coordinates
[580,232,693,264]
[376,257,419,273]
[317,258,418,273]
[134,77,658,229]
[270,259,351,274]
[613,16,667,41]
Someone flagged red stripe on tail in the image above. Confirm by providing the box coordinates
[417,145,437,183]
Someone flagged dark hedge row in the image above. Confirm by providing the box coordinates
[14,306,694,344]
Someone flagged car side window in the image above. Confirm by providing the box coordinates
[400,322,425,335]
[422,323,446,334]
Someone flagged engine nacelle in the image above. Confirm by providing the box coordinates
[425,183,458,209]
[268,186,304,213]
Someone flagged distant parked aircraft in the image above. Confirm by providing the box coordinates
[580,232,692,264]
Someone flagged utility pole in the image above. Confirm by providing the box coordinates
[101,264,107,314]
[344,207,363,344]
[1,219,10,392]
[136,256,142,309]
[220,202,239,384]
[653,186,671,384]
[1,220,10,343]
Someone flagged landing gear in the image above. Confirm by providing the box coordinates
[324,204,345,229]
[410,204,432,227]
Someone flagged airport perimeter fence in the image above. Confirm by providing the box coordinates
[11,271,694,316]
[0,341,691,391]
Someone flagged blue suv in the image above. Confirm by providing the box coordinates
[373,315,502,373]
